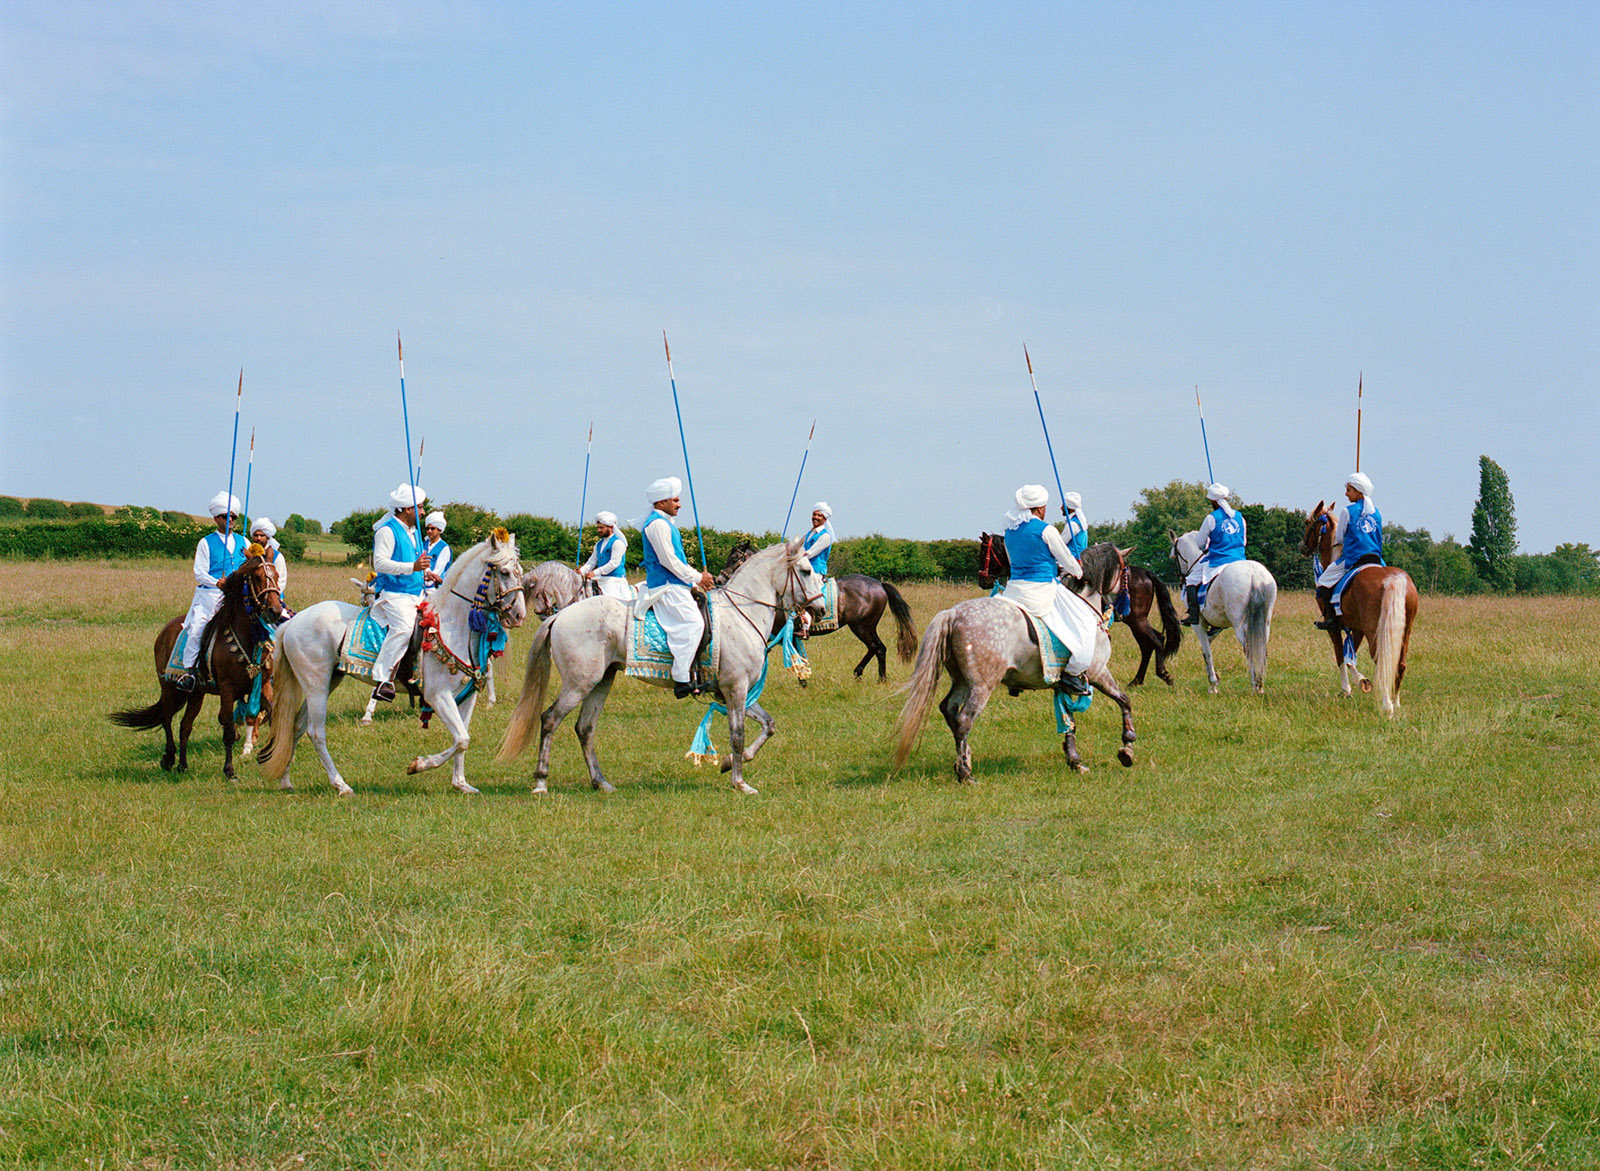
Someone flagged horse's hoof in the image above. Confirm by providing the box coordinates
[798,679,808,689]
[358,716,373,727]
[1117,747,1135,768]
[280,780,294,791]
[532,781,549,796]
[406,758,423,775]
[732,779,759,795]
[592,778,615,793]
[452,780,480,795]
[1360,679,1373,694]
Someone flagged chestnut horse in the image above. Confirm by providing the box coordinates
[110,550,290,779]
[978,532,1181,686]
[1300,500,1418,715]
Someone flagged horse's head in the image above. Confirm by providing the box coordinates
[481,529,528,628]
[1169,529,1201,580]
[782,536,826,612]
[977,531,1010,589]
[231,551,291,624]
[1299,501,1331,559]
[1075,542,1128,602]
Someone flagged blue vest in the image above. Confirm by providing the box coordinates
[1063,513,1088,559]
[1342,502,1384,564]
[1004,518,1058,583]
[1204,509,1246,566]
[372,516,424,596]
[641,511,689,589]
[803,524,832,575]
[426,539,451,576]
[594,532,627,578]
[203,531,242,582]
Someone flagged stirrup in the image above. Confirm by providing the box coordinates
[1314,617,1340,631]
[173,671,198,693]
[372,681,396,702]
[1055,672,1092,696]
[673,681,701,700]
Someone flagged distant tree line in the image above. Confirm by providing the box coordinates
[5,464,1594,595]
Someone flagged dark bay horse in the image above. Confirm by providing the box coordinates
[1301,501,1418,716]
[724,542,916,681]
[978,531,1181,686]
[110,549,290,779]
[896,542,1136,780]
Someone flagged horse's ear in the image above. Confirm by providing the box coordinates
[1117,546,1132,558]
[786,535,805,556]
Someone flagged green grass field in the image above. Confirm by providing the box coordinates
[3,559,1598,1167]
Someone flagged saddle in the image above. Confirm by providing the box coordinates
[337,604,423,685]
[691,589,713,687]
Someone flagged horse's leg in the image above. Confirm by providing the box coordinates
[938,673,989,785]
[407,690,480,795]
[572,670,617,793]
[1194,623,1220,693]
[217,682,238,781]
[532,684,588,795]
[295,668,352,795]
[1125,602,1157,686]
[358,695,378,726]
[848,619,888,680]
[1085,656,1137,769]
[721,696,758,796]
[158,686,180,771]
[737,700,777,764]
[176,693,204,772]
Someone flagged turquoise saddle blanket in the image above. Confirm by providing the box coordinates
[806,577,840,634]
[625,602,721,683]
[337,606,386,681]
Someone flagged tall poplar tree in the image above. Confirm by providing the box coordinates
[1468,455,1517,589]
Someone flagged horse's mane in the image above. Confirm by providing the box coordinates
[1076,542,1122,597]
[720,540,794,591]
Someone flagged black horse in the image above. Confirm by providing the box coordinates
[977,531,1182,686]
[722,542,917,681]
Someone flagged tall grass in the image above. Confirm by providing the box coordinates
[2,560,1598,1166]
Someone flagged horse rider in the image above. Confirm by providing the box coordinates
[1180,483,1247,625]
[1314,471,1384,631]
[580,510,635,601]
[1001,484,1093,695]
[249,517,289,600]
[1062,491,1089,560]
[638,476,715,698]
[369,483,431,703]
[174,491,246,691]
[795,501,834,637]
[421,510,452,597]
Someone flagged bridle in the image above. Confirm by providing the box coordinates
[718,555,824,640]
[426,550,526,690]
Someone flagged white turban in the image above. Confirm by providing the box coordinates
[595,511,618,527]
[646,476,682,504]
[1064,492,1083,512]
[1346,471,1375,515]
[424,511,446,532]
[1015,484,1049,510]
[390,483,427,509]
[250,517,276,539]
[209,492,242,518]
[811,501,832,519]
[1206,483,1235,517]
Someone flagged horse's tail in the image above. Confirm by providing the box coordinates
[1373,573,1408,717]
[1148,572,1184,655]
[108,700,165,730]
[255,646,303,781]
[1243,573,1276,691]
[882,581,918,662]
[893,609,951,770]
[498,618,554,761]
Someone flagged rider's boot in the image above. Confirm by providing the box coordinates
[673,680,701,700]
[372,680,396,702]
[1180,584,1200,625]
[1313,586,1339,630]
[1055,671,1092,696]
[174,670,198,693]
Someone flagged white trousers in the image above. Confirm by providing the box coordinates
[178,586,222,668]
[1001,579,1097,674]
[371,592,422,683]
[596,575,636,602]
[649,586,704,682]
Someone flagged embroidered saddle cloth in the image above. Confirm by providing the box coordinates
[337,606,387,681]
[806,577,840,634]
[625,600,723,683]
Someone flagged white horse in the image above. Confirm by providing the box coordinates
[497,539,821,796]
[258,530,527,794]
[894,543,1137,779]
[1169,529,1277,695]
[522,560,591,617]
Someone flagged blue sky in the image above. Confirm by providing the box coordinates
[3,2,1595,554]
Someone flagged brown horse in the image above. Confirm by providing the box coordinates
[110,550,290,778]
[978,532,1181,686]
[1300,501,1418,715]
